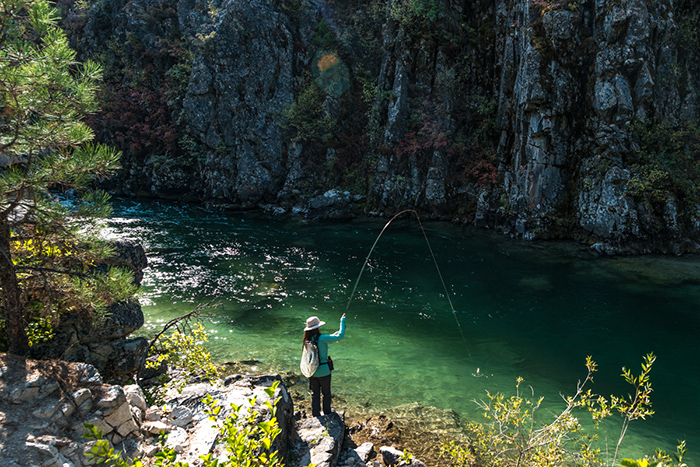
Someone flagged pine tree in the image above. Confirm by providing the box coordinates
[0,0,127,355]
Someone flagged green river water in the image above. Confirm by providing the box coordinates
[105,199,700,464]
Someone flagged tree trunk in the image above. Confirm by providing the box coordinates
[0,218,29,355]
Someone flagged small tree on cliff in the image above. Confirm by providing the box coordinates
[0,0,129,355]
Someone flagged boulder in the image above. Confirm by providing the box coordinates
[380,446,427,467]
[180,0,318,207]
[103,240,148,286]
[291,412,345,467]
[339,441,375,467]
[159,374,295,465]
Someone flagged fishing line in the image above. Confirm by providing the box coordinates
[343,209,468,346]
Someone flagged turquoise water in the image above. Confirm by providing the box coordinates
[105,200,700,463]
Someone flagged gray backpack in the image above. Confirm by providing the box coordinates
[300,334,320,377]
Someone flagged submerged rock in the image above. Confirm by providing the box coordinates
[380,445,427,467]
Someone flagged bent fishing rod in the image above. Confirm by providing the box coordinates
[343,209,467,344]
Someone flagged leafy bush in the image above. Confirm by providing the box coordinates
[311,19,341,51]
[141,317,220,405]
[279,80,335,144]
[441,354,688,467]
[678,9,700,57]
[453,96,500,187]
[397,111,451,162]
[9,227,137,334]
[395,98,500,189]
[390,0,444,24]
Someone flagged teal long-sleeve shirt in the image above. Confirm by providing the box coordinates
[312,316,346,378]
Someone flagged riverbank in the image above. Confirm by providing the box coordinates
[215,361,465,467]
[216,356,471,467]
[292,388,466,467]
[0,353,450,467]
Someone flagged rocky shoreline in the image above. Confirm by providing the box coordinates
[0,235,467,466]
[0,354,459,467]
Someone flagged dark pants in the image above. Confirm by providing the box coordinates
[309,374,332,416]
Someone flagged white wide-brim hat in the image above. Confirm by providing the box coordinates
[304,316,325,331]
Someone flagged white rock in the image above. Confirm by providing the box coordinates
[130,405,143,424]
[78,397,93,415]
[145,407,161,421]
[61,401,76,418]
[176,420,219,465]
[141,443,160,457]
[379,446,402,466]
[54,452,75,467]
[39,381,60,397]
[32,400,62,419]
[354,442,374,463]
[72,388,92,407]
[10,386,39,404]
[168,406,193,427]
[165,427,189,454]
[105,403,134,428]
[142,421,172,436]
[82,418,113,436]
[26,441,58,457]
[124,385,147,412]
[117,418,140,438]
[96,386,125,410]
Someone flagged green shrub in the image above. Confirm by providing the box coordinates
[143,321,220,404]
[390,0,444,24]
[441,354,688,467]
[311,19,340,51]
[280,80,335,144]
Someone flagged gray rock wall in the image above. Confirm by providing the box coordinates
[373,0,700,252]
[505,0,700,253]
[181,0,318,206]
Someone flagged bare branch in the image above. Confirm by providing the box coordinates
[136,300,220,385]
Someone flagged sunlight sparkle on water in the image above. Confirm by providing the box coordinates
[108,200,700,465]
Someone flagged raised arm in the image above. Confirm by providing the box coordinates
[321,314,346,343]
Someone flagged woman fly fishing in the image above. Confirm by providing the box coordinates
[302,313,346,417]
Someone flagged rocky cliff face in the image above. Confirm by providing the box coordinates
[373,0,700,253]
[180,0,317,206]
[67,0,700,253]
[496,0,700,254]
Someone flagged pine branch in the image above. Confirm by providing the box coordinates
[14,265,90,278]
